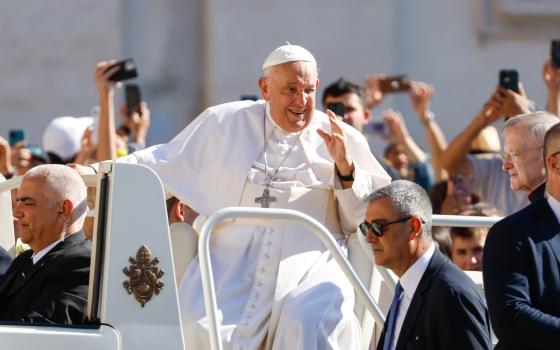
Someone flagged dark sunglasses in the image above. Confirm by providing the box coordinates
[359,216,422,237]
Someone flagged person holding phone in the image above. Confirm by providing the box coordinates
[94,60,151,159]
[543,58,560,117]
[441,103,558,215]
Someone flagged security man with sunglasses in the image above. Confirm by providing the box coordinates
[359,180,491,350]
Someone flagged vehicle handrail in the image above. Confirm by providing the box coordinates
[198,207,387,350]
[432,214,501,227]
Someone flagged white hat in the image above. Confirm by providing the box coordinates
[43,116,94,161]
[262,43,316,70]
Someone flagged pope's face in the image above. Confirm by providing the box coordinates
[259,61,319,133]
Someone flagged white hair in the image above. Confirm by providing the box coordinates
[503,111,559,143]
[24,164,88,225]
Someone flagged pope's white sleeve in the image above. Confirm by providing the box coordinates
[334,163,391,236]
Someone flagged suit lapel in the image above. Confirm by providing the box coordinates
[529,198,560,265]
[1,231,85,300]
[395,250,445,350]
[0,250,32,299]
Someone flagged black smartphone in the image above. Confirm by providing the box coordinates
[551,40,560,68]
[8,129,26,147]
[106,58,138,82]
[371,121,386,136]
[240,94,259,101]
[499,69,519,93]
[125,84,142,116]
[379,75,411,93]
[326,102,346,117]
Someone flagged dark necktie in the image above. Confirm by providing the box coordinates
[383,282,403,350]
[19,256,35,280]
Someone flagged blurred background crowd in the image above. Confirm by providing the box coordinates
[2,1,560,275]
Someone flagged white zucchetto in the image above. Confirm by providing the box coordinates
[262,43,317,70]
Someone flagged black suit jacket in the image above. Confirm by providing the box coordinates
[0,245,13,282]
[483,197,560,349]
[377,249,492,350]
[0,231,91,324]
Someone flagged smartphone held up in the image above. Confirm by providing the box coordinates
[8,129,26,147]
[106,58,138,82]
[551,40,560,68]
[326,102,346,119]
[499,69,519,93]
[125,84,142,116]
[379,75,411,94]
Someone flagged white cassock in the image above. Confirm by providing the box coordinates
[119,100,391,350]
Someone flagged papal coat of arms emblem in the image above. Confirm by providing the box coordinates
[123,245,165,307]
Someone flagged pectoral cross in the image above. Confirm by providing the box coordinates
[255,188,276,208]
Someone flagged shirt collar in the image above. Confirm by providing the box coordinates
[399,243,435,300]
[31,238,63,265]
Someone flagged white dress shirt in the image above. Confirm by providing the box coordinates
[31,239,62,265]
[389,243,435,350]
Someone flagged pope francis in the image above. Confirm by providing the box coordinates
[89,44,391,349]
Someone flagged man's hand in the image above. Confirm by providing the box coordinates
[119,102,151,144]
[364,74,385,111]
[93,60,118,98]
[10,141,31,176]
[494,85,531,119]
[74,127,96,165]
[317,110,354,180]
[543,59,560,92]
[476,97,503,126]
[543,59,560,116]
[0,137,14,176]
[409,81,434,120]
[382,109,409,143]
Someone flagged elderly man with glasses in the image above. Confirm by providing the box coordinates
[360,180,491,350]
[483,122,560,349]
[442,105,559,215]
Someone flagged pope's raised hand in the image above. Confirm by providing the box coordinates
[317,109,354,178]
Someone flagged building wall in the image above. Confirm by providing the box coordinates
[0,0,558,153]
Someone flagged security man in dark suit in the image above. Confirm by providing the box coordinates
[0,164,90,324]
[483,122,560,349]
[360,180,491,350]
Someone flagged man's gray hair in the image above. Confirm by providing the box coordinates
[503,111,559,143]
[24,164,88,224]
[366,180,432,239]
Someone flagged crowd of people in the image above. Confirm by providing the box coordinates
[1,43,560,349]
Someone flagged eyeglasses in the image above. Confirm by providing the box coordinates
[359,216,419,237]
[501,145,543,161]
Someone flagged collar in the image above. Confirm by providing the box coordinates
[399,243,435,300]
[547,194,560,225]
[529,182,547,202]
[32,238,63,265]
